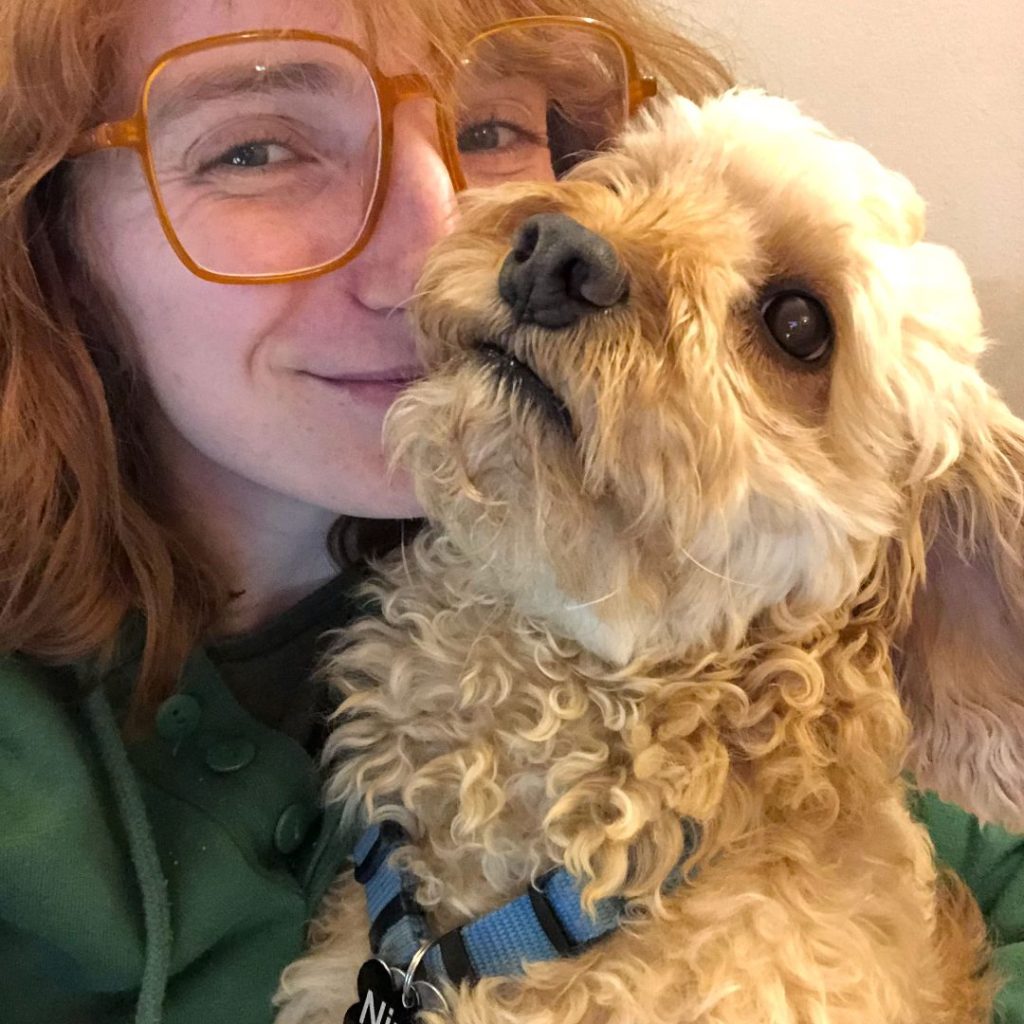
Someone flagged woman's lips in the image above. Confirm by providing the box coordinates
[299,371,420,408]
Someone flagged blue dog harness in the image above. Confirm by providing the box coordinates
[344,817,701,1020]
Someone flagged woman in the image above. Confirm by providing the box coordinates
[0,0,1021,1021]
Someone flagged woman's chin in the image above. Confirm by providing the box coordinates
[338,461,424,521]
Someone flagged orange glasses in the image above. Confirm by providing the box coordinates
[66,17,657,285]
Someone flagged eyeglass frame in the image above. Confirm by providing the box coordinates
[65,16,658,285]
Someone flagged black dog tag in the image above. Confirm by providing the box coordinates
[344,958,420,1024]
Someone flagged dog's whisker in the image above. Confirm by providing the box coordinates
[564,588,622,611]
[678,544,758,588]
[399,527,413,586]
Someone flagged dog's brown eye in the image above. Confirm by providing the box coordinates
[761,291,833,362]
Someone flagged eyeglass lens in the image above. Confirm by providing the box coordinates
[143,25,629,278]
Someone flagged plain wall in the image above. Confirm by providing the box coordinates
[667,0,1024,409]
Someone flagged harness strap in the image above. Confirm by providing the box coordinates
[353,817,701,989]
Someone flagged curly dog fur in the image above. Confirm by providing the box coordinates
[275,89,1024,1023]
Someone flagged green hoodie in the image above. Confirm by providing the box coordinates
[1,574,1022,1023]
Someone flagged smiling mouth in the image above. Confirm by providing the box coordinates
[475,342,572,434]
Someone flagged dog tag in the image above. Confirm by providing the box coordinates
[343,958,420,1024]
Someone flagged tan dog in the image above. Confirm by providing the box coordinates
[275,89,1024,1024]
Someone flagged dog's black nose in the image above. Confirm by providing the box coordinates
[498,213,628,329]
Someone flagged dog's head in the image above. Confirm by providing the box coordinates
[389,89,1024,827]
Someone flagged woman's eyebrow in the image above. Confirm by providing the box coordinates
[151,61,352,123]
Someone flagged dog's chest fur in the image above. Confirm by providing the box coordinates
[311,540,993,1023]
[328,541,908,924]
[329,581,663,930]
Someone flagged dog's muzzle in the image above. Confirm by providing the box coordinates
[498,213,629,330]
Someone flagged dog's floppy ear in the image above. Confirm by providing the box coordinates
[893,242,1024,832]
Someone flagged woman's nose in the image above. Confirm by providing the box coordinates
[347,100,456,312]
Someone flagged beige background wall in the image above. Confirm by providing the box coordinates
[668,0,1024,409]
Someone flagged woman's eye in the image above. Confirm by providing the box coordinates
[457,119,543,154]
[761,290,834,363]
[200,139,296,173]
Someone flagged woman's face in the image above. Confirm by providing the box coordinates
[75,0,457,520]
